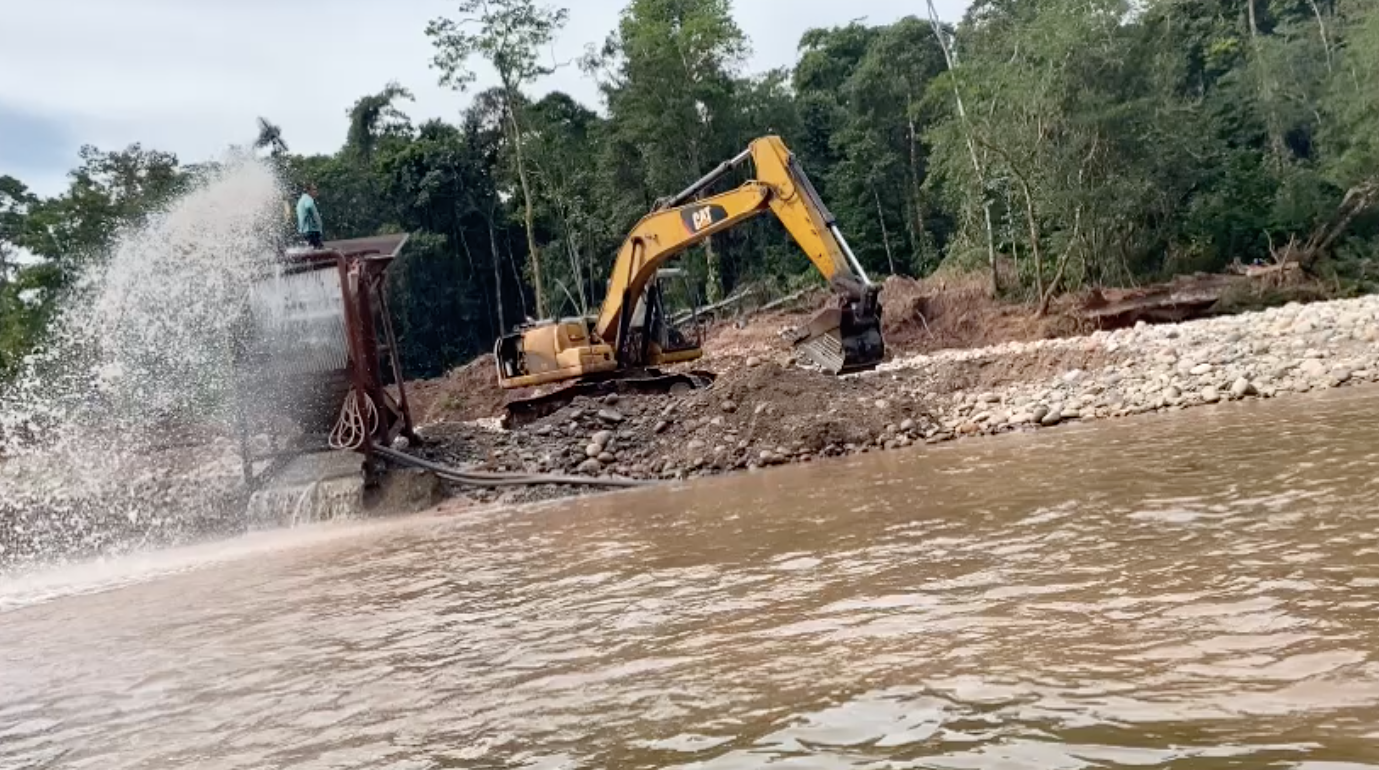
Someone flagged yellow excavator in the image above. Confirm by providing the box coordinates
[495,135,885,425]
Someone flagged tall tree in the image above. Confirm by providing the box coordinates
[795,16,950,277]
[0,176,32,285]
[253,117,289,158]
[589,0,748,302]
[427,0,570,322]
[346,82,416,161]
[524,92,610,318]
[21,144,183,266]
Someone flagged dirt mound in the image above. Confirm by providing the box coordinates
[689,363,932,456]
[402,277,1093,428]
[407,354,535,425]
[408,326,1135,508]
[880,275,1085,354]
[416,361,946,499]
[689,295,824,370]
[405,277,1096,428]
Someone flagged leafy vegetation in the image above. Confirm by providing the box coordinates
[4,0,1379,382]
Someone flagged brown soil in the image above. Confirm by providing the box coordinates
[402,274,1106,431]
[879,274,1088,353]
[410,338,1126,507]
[406,354,536,425]
[413,361,923,506]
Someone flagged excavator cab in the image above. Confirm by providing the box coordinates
[630,268,705,367]
[494,318,618,390]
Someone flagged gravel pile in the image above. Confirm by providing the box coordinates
[876,296,1379,437]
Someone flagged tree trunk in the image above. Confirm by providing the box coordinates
[925,0,999,294]
[685,139,723,305]
[456,225,495,341]
[874,188,897,274]
[485,210,507,335]
[703,238,723,304]
[565,228,589,317]
[1039,207,1080,317]
[983,204,998,294]
[1306,0,1334,73]
[502,228,529,320]
[906,102,929,261]
[1246,0,1288,166]
[1019,179,1044,304]
[504,86,546,320]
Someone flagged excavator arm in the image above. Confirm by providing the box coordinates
[595,135,883,373]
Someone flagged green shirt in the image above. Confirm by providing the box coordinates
[296,193,323,235]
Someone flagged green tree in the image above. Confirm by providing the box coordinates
[0,177,45,375]
[524,92,611,318]
[427,0,570,321]
[590,0,749,302]
[253,117,289,158]
[0,147,187,377]
[795,17,950,277]
[25,144,183,265]
[346,81,416,162]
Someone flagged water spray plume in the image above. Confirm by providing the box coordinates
[1,155,288,569]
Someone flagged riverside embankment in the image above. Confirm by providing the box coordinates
[415,293,1379,506]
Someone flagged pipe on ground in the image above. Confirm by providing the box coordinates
[371,444,652,490]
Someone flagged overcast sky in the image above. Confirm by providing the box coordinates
[0,0,971,197]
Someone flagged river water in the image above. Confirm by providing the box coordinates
[4,387,1379,769]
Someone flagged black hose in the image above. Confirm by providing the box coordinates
[371,444,653,489]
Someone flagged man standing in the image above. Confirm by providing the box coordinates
[296,183,324,249]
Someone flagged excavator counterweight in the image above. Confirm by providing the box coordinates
[494,136,885,426]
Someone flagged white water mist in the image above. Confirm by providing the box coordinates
[1,155,288,567]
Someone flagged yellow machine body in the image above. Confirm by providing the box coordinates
[495,135,884,396]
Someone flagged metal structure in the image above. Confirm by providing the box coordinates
[232,234,416,489]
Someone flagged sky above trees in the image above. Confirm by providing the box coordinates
[0,0,971,195]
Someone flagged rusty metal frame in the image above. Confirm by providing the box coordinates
[236,234,415,490]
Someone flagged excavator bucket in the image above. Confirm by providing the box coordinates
[790,301,886,375]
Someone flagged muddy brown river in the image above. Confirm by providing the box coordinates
[4,387,1379,769]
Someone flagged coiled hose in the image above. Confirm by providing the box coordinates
[329,388,379,451]
[370,443,652,490]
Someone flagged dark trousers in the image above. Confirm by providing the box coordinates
[303,231,323,249]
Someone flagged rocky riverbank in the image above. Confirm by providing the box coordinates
[887,293,1379,435]
[416,294,1379,507]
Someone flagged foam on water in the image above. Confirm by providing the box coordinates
[0,154,287,568]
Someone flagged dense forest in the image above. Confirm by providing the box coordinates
[3,0,1378,382]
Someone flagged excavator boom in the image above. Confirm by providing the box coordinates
[593,135,882,374]
[494,136,884,420]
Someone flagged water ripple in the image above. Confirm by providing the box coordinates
[2,387,1379,768]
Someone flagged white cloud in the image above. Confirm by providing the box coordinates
[0,0,970,196]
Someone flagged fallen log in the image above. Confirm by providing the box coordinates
[1079,273,1251,329]
[670,287,811,327]
[671,288,756,327]
[757,288,811,313]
